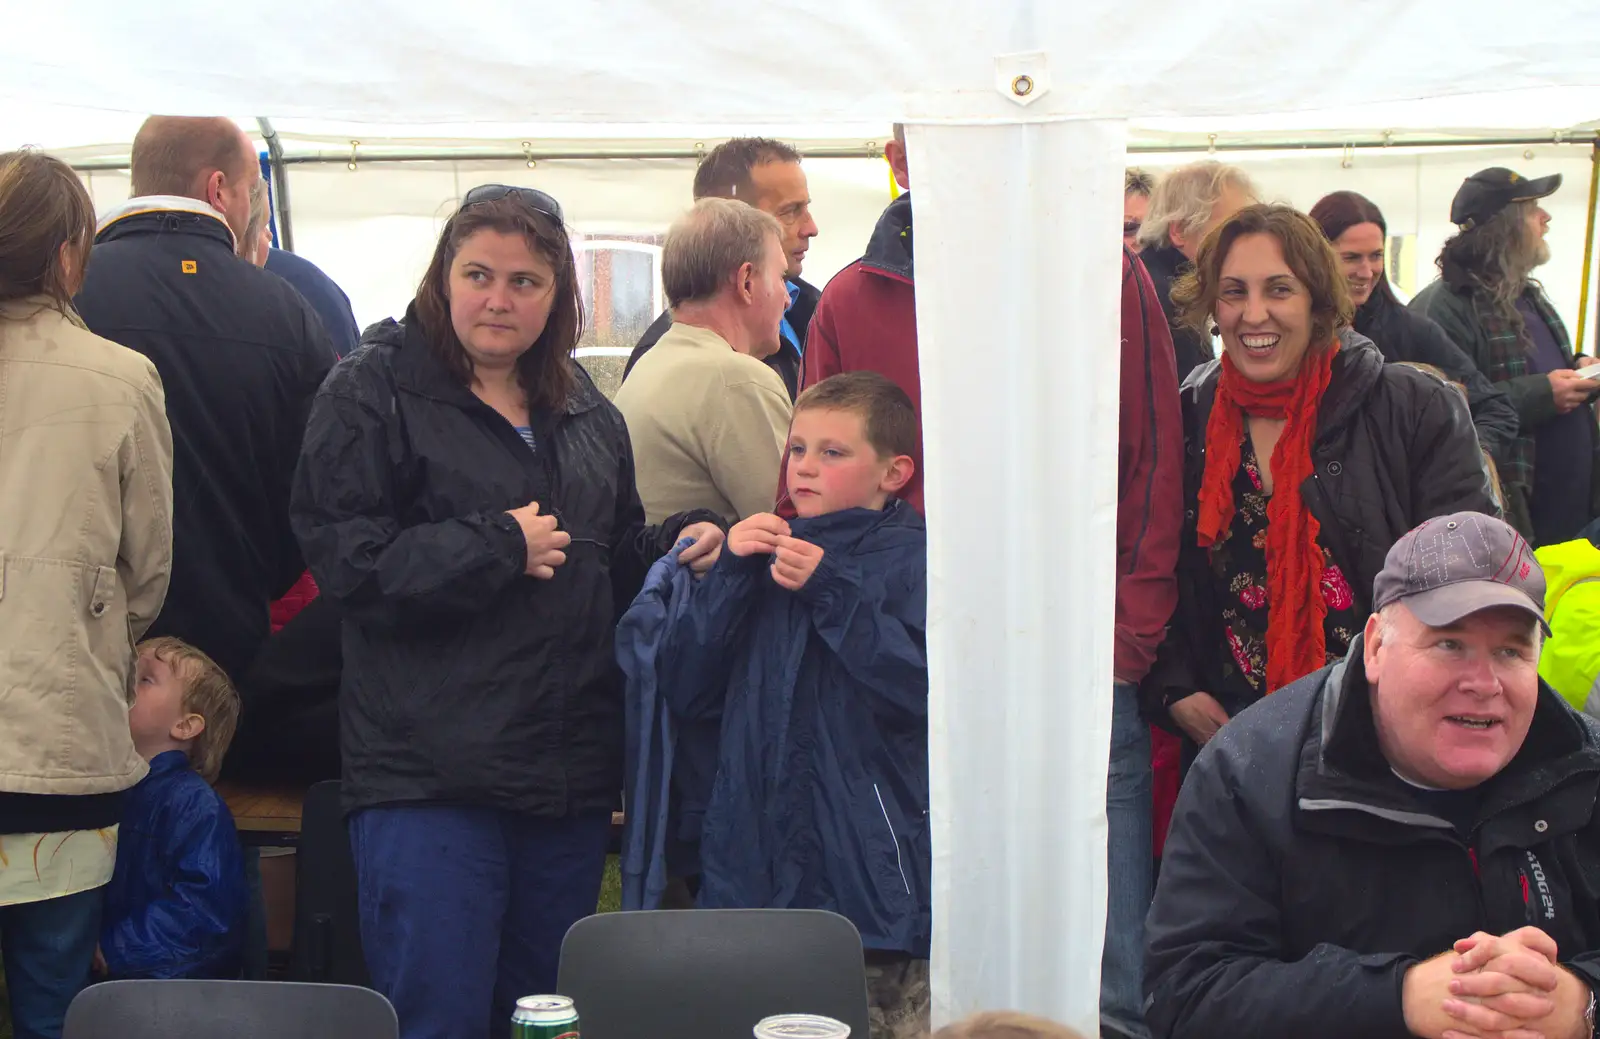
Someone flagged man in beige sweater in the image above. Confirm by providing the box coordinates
[616,198,794,524]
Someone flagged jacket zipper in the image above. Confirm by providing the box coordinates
[874,783,912,896]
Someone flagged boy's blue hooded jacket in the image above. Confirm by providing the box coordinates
[101,750,247,979]
[654,501,930,955]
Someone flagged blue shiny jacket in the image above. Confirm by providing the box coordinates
[101,751,248,979]
[661,501,930,955]
[617,540,705,910]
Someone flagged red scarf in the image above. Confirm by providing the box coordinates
[1197,342,1339,693]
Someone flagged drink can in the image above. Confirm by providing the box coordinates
[753,1014,851,1039]
[512,995,580,1039]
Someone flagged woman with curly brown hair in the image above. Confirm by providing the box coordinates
[1144,204,1498,751]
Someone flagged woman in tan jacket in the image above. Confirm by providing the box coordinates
[0,150,173,1039]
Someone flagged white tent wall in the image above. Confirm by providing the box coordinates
[81,143,1600,353]
[280,156,898,334]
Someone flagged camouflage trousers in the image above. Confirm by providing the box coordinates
[865,953,931,1039]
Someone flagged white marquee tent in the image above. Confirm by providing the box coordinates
[6,3,1600,1032]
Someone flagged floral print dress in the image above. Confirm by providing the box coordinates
[1208,432,1361,700]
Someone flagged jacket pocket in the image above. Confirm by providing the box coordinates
[0,555,139,787]
[87,565,117,621]
[84,564,130,659]
[81,563,137,738]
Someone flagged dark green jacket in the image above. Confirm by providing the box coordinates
[1410,274,1600,540]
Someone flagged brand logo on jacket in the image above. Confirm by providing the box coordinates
[1524,850,1556,922]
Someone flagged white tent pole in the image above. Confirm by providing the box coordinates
[54,133,1598,174]
[914,116,1126,1034]
[257,117,295,252]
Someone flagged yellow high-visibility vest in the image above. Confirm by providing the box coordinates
[1537,538,1600,719]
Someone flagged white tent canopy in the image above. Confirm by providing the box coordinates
[6,3,1600,1032]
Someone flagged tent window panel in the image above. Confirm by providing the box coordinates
[575,236,664,398]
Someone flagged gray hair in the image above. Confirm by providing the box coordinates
[1125,167,1155,198]
[1135,161,1258,251]
[240,180,270,260]
[1437,200,1550,314]
[662,197,783,309]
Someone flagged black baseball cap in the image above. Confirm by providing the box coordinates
[1372,512,1550,635]
[1451,168,1561,231]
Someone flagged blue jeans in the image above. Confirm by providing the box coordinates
[1102,682,1153,1039]
[349,806,612,1039]
[0,886,104,1039]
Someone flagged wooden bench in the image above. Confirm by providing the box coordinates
[217,782,307,848]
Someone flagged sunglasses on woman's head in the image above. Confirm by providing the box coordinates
[459,184,565,224]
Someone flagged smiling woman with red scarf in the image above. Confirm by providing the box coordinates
[1142,205,1500,752]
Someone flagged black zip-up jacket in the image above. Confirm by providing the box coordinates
[74,203,333,680]
[1141,333,1499,722]
[1139,244,1216,382]
[1146,640,1600,1039]
[1355,286,1519,465]
[622,277,820,401]
[290,312,721,816]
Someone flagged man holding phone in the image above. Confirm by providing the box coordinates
[1411,167,1600,546]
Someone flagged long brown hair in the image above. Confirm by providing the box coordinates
[1310,190,1398,308]
[1437,200,1545,316]
[412,194,583,412]
[1172,203,1354,349]
[0,150,97,312]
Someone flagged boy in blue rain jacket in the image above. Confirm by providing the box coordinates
[99,638,247,980]
[659,372,930,1039]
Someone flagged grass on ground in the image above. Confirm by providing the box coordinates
[598,853,622,914]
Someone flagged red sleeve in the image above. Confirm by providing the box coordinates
[801,292,842,391]
[1114,249,1184,685]
[269,570,320,633]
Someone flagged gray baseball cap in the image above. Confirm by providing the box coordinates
[1372,512,1550,634]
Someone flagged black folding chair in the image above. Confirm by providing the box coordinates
[64,979,396,1039]
[557,909,872,1039]
[289,779,370,985]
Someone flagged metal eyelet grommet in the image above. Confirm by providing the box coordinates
[1535,819,1549,833]
[1327,461,1343,476]
[91,602,106,617]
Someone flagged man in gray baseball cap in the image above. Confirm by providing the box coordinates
[1147,512,1600,1039]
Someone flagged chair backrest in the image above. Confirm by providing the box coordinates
[290,779,370,985]
[64,979,397,1039]
[557,909,871,1039]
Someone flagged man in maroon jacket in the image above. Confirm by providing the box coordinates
[796,130,1183,1038]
